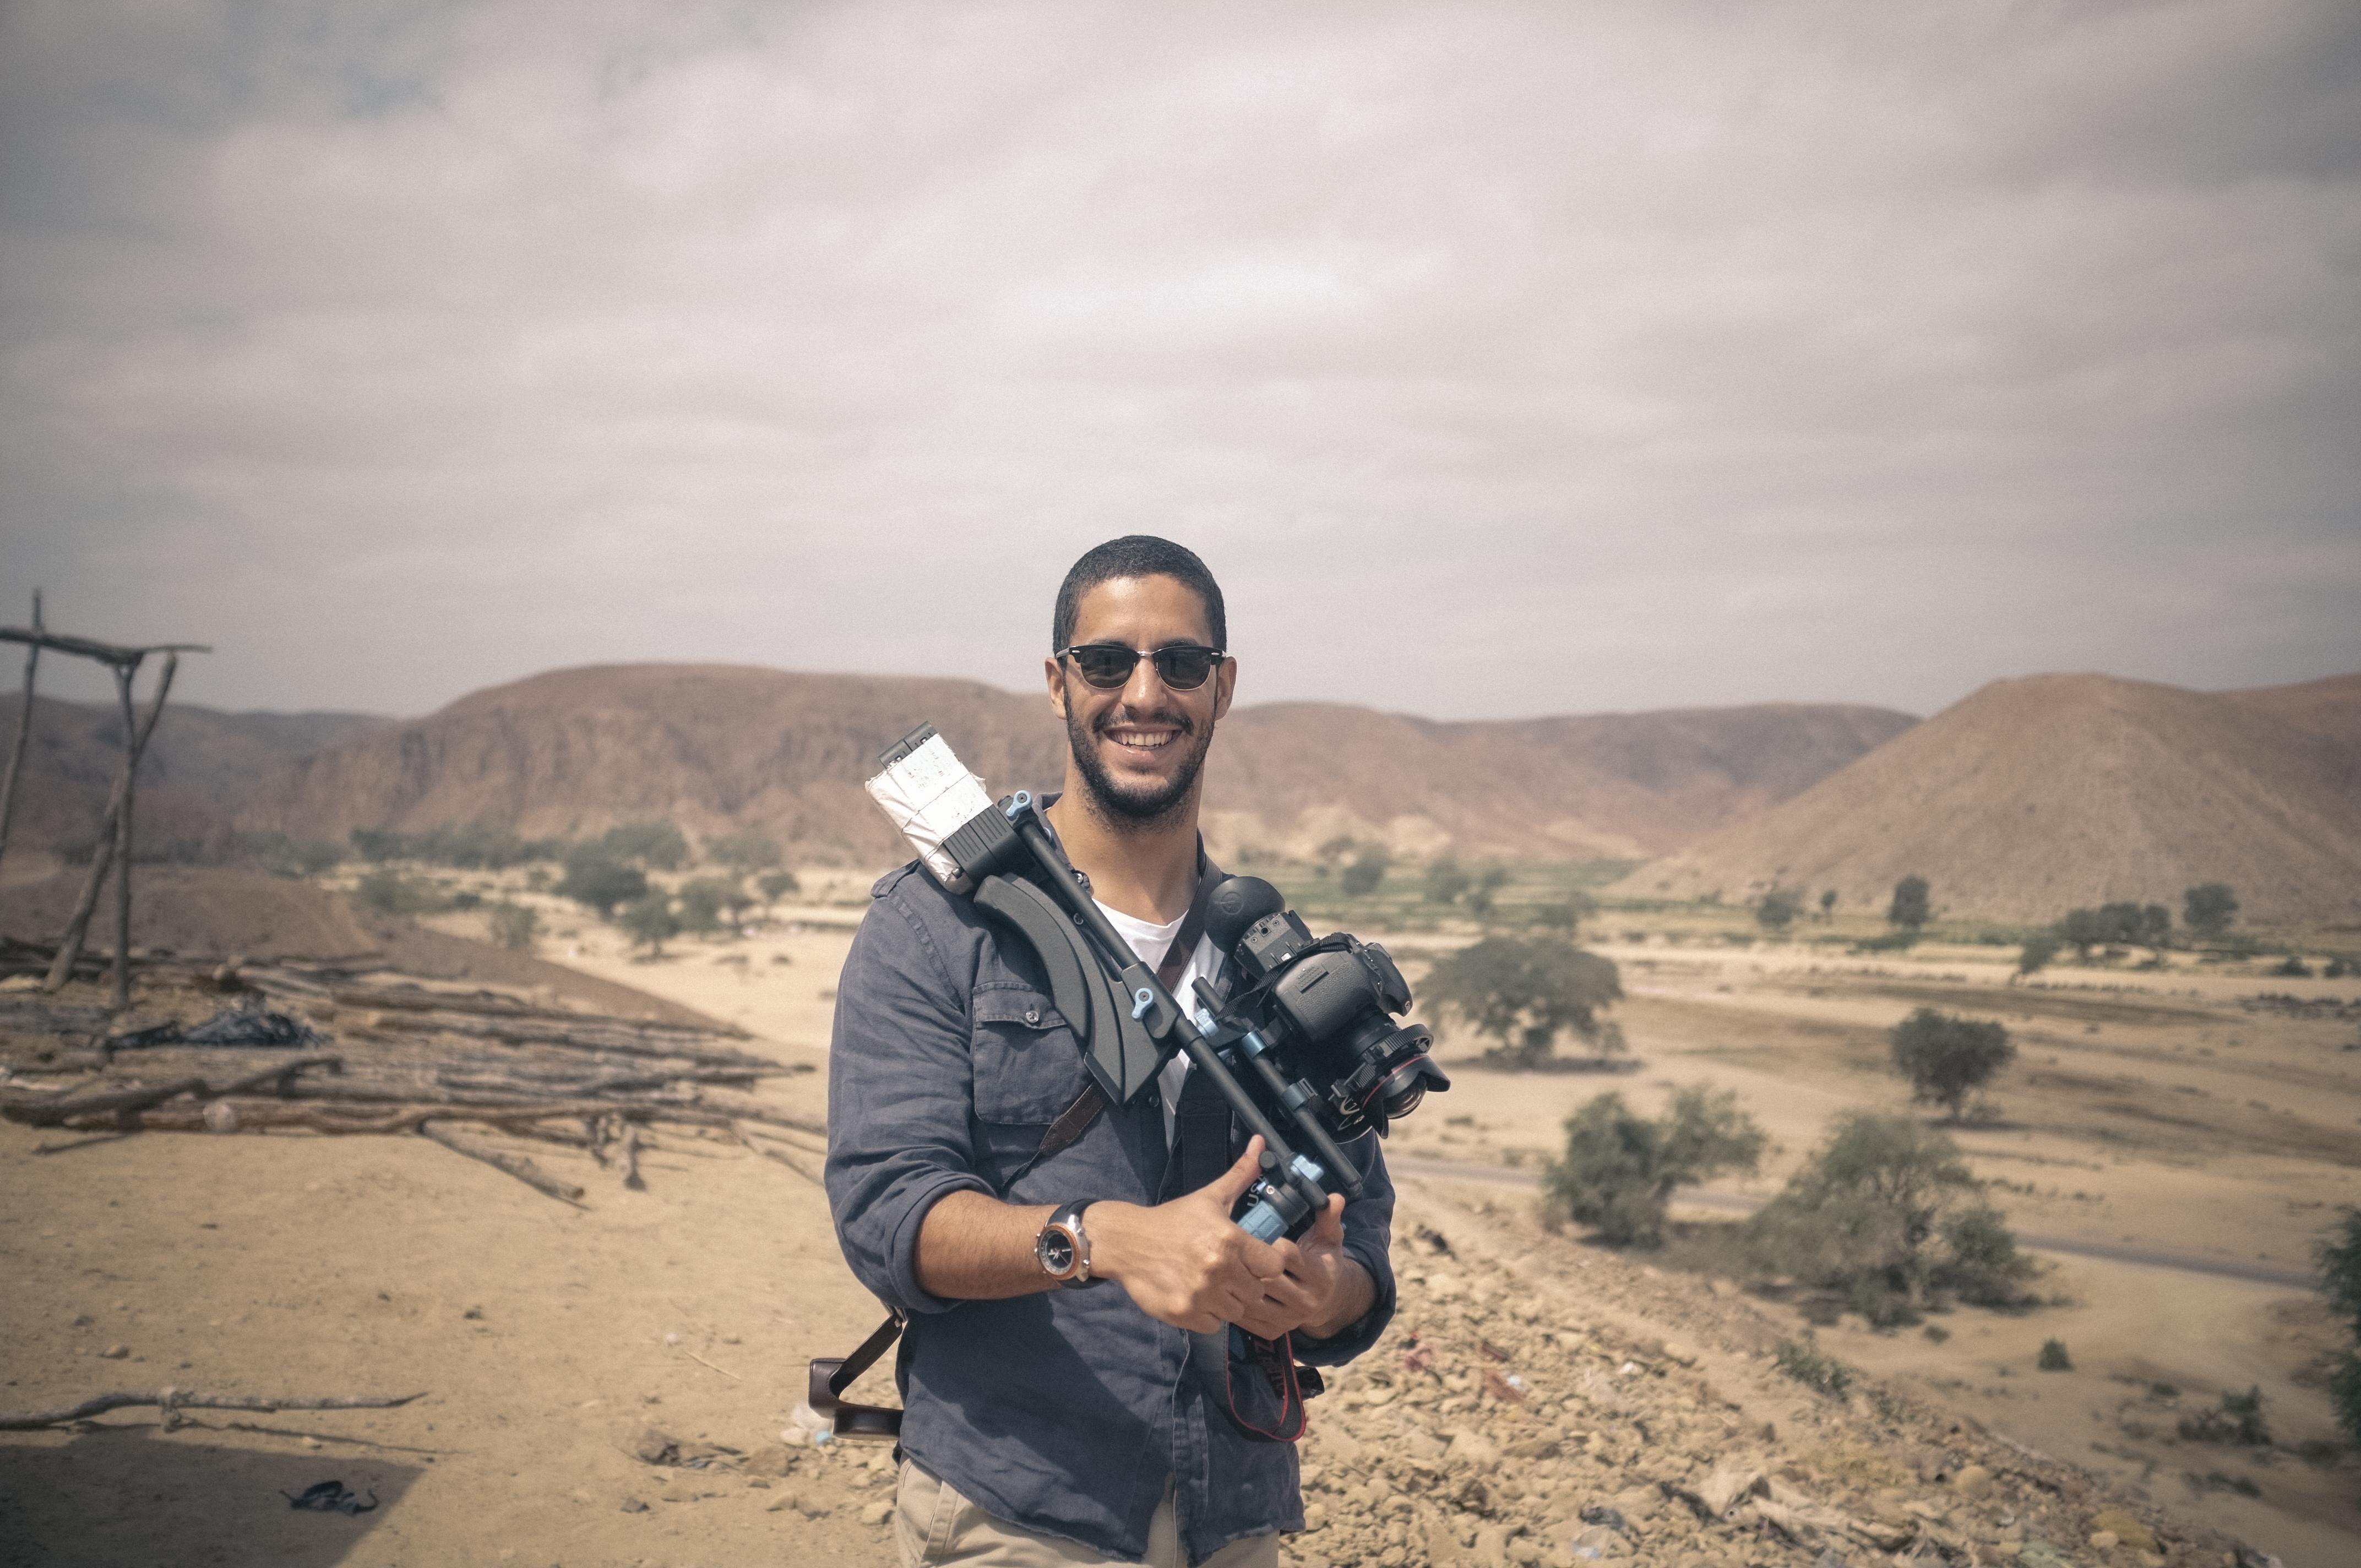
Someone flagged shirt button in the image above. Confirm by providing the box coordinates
[1025,1008,1041,1024]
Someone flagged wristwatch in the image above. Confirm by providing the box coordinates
[1036,1200,1102,1287]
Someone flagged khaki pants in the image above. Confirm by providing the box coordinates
[894,1459,1280,1568]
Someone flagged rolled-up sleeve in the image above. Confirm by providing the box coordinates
[1291,1130,1396,1365]
[825,888,991,1315]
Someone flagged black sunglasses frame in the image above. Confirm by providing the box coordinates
[1056,643,1228,691]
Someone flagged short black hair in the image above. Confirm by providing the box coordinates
[1052,536,1227,652]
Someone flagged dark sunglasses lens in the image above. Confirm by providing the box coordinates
[1153,649,1217,689]
[1069,646,1138,687]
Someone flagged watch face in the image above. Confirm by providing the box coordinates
[1040,1229,1076,1276]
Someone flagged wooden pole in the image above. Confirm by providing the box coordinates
[0,590,40,877]
[43,654,176,995]
[110,658,140,1011]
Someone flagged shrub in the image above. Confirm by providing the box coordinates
[601,819,689,872]
[1424,856,1471,905]
[557,846,649,917]
[2318,1208,2361,1447]
[757,869,801,908]
[2179,1387,2271,1446]
[1774,1337,1853,1398]
[2184,883,2239,941]
[2037,1339,2072,1371]
[2273,955,2313,978]
[1887,875,1931,931]
[705,829,784,873]
[1854,930,1920,954]
[1424,935,1623,1068]
[1756,886,1804,933]
[352,868,442,916]
[1339,848,1390,898]
[1889,1008,2016,1121]
[350,822,559,869]
[676,876,738,934]
[2016,934,2061,977]
[1543,1086,1766,1246]
[621,892,681,956]
[487,902,539,952]
[1744,1112,2033,1318]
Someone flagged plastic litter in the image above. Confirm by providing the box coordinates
[110,1004,325,1052]
[1579,1505,1626,1532]
[282,1480,378,1515]
[787,1402,834,1446]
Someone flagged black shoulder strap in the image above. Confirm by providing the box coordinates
[808,1308,907,1442]
[1035,847,1223,1159]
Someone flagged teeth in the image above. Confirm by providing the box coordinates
[1108,731,1174,750]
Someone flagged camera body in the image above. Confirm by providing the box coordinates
[1213,882,1448,1144]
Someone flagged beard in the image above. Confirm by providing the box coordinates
[1064,696,1216,832]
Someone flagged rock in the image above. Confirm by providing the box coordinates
[202,1101,240,1134]
[1447,1428,1500,1467]
[1953,1464,1994,1499]
[2087,1510,2155,1552]
[1660,1342,1699,1367]
[2089,1533,2119,1551]
[70,1313,94,1329]
[745,1444,798,1478]
[862,1500,895,1526]
[619,1497,648,1513]
[626,1424,678,1464]
[1405,1428,1449,1461]
[99,1344,129,1360]
[1473,1523,1511,1568]
[1690,1463,1765,1517]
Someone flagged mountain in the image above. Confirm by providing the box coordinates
[0,694,389,858]
[235,663,1914,865]
[1610,672,2361,925]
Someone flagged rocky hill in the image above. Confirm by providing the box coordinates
[0,694,387,858]
[1612,672,2361,925]
[235,664,1914,865]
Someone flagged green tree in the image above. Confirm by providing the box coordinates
[2318,1208,2361,1447]
[1756,886,1804,933]
[676,876,737,935]
[2015,933,2061,978]
[1819,889,1838,922]
[1545,1086,1767,1246]
[1889,1008,2015,1120]
[1424,856,1472,905]
[757,868,801,912]
[1745,1111,2032,1321]
[1887,875,1931,931]
[706,828,784,873]
[1424,935,1623,1068]
[486,901,539,952]
[602,819,689,872]
[621,892,681,956]
[2184,883,2239,941]
[1339,847,1389,898]
[557,846,648,917]
[1467,864,1511,919]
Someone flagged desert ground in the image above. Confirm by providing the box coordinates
[3,859,2355,1567]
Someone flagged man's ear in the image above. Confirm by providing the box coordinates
[1045,656,1070,720]
[1212,656,1236,723]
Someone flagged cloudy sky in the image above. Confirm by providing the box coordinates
[3,0,2355,722]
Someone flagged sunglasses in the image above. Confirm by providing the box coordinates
[1057,642,1227,691]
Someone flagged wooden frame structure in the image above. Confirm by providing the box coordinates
[0,592,209,1010]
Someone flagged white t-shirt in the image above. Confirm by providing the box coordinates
[1095,899,1220,1148]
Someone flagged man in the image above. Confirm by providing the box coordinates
[826,536,1397,1567]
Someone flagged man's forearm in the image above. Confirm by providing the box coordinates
[1303,1259,1375,1341]
[912,1190,1059,1300]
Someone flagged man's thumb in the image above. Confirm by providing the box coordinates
[1211,1135,1267,1202]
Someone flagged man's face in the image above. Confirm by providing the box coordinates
[1046,574,1236,829]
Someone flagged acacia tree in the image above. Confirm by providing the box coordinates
[2317,1208,2361,1446]
[1424,934,1623,1068]
[1756,886,1803,933]
[1819,890,1838,922]
[621,892,681,956]
[1547,1086,1766,1246]
[2184,883,2239,941]
[1340,847,1390,897]
[1890,1007,2015,1120]
[1887,875,1932,931]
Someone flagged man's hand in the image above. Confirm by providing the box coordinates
[1091,1139,1373,1340]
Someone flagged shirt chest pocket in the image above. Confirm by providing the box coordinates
[970,987,1089,1127]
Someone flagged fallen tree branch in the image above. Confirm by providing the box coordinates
[2,1054,340,1128]
[0,1388,426,1432]
[418,1122,585,1204]
[619,1121,645,1191]
[733,1120,823,1185]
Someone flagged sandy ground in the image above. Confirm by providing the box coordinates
[4,870,2356,1566]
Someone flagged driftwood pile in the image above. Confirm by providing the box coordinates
[0,949,828,1205]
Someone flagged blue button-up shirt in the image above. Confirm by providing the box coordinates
[824,858,1397,1564]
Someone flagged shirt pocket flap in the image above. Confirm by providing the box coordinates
[971,988,1086,1126]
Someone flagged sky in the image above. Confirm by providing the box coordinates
[2,0,2356,723]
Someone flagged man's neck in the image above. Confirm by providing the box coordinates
[1045,779,1200,924]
